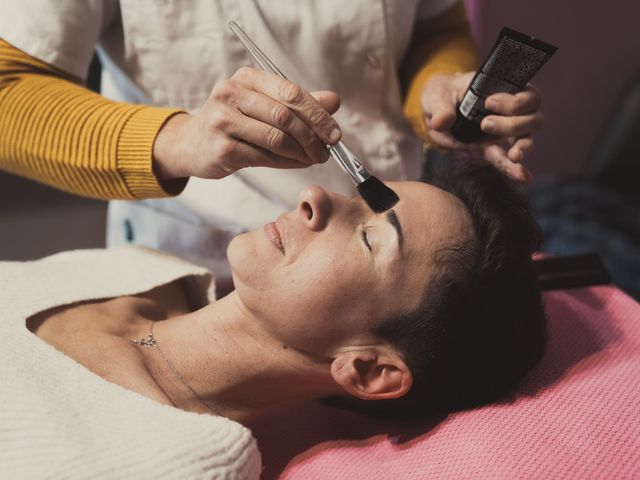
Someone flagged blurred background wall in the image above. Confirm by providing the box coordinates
[467,0,640,177]
[0,175,106,260]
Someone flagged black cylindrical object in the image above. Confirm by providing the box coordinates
[450,27,558,143]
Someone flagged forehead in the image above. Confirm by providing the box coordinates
[389,181,469,247]
[381,181,471,312]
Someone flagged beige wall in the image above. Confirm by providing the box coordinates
[0,173,106,260]
[468,0,640,176]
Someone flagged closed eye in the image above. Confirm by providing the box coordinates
[360,229,372,251]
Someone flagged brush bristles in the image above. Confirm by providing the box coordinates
[357,176,399,213]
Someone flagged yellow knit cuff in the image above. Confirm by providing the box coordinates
[117,107,187,199]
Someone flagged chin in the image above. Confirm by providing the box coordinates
[226,232,268,317]
[226,232,249,275]
[226,230,264,289]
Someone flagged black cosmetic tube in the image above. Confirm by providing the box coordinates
[450,27,558,143]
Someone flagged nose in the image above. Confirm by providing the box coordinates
[296,185,332,231]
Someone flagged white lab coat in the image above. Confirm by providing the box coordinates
[0,0,457,282]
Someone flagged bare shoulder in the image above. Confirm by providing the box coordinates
[27,278,192,348]
[23,278,192,407]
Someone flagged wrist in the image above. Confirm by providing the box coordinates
[153,112,192,181]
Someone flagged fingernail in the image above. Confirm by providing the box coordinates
[483,119,496,133]
[486,100,498,111]
[328,127,341,144]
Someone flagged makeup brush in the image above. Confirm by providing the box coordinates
[228,21,399,213]
[328,139,399,213]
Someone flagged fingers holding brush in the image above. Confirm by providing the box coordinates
[152,67,342,181]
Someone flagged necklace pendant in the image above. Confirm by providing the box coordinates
[131,334,157,347]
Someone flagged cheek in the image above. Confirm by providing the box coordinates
[273,249,375,338]
[252,249,350,316]
[283,249,351,303]
[235,246,368,350]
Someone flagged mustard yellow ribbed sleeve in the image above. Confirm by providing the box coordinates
[0,39,186,200]
[401,1,479,141]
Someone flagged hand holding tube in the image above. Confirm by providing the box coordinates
[421,71,543,183]
[152,66,341,181]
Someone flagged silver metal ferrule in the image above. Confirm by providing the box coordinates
[329,141,371,185]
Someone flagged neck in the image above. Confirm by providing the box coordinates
[134,292,338,424]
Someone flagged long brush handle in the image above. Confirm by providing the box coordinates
[228,21,287,78]
[328,142,370,184]
[227,20,368,187]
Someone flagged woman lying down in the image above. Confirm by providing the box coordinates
[0,160,546,479]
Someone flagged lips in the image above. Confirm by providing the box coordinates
[264,216,285,254]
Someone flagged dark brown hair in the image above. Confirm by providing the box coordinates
[327,157,547,419]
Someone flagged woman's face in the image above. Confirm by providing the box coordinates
[228,181,471,356]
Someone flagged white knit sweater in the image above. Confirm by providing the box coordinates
[0,247,261,479]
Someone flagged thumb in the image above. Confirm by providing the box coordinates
[422,82,458,132]
[311,90,341,115]
[430,106,457,132]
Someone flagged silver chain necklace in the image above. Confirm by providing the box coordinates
[130,322,221,416]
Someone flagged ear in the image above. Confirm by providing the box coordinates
[330,347,413,401]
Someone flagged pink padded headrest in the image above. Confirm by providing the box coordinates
[251,285,640,479]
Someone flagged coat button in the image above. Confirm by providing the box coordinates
[380,144,397,160]
[366,51,380,67]
[124,219,135,242]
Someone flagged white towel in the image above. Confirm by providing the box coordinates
[0,246,261,479]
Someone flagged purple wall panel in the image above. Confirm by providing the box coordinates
[464,0,640,176]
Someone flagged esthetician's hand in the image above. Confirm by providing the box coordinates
[422,71,544,183]
[152,67,342,181]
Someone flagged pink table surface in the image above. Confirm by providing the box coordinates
[251,285,640,479]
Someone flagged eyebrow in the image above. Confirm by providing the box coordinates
[386,209,404,250]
